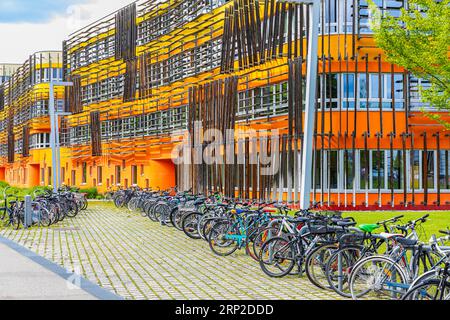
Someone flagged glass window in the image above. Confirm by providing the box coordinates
[313,150,322,189]
[370,74,380,99]
[344,150,355,190]
[327,74,339,100]
[82,162,87,184]
[115,166,121,185]
[131,165,138,186]
[359,74,367,99]
[360,150,369,189]
[328,151,338,189]
[388,150,403,190]
[48,167,52,186]
[439,151,449,189]
[424,151,435,189]
[372,150,385,189]
[410,150,421,189]
[97,166,103,184]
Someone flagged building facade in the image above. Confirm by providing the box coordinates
[1,0,449,209]
[0,52,64,187]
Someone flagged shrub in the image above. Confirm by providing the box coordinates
[79,188,99,199]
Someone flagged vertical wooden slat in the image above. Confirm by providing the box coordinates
[423,132,428,206]
[90,111,102,157]
[22,126,30,157]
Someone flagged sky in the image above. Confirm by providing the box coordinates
[0,0,133,63]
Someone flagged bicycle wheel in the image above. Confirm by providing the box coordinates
[173,209,188,230]
[114,195,125,208]
[403,279,450,300]
[252,227,282,262]
[154,202,171,224]
[46,203,58,225]
[12,211,22,230]
[128,198,139,212]
[259,237,295,278]
[169,207,181,229]
[208,220,239,257]
[305,244,338,290]
[81,198,88,210]
[202,217,220,241]
[66,200,79,218]
[198,213,217,240]
[326,246,364,297]
[38,208,52,227]
[349,256,409,300]
[182,212,203,239]
[147,203,159,222]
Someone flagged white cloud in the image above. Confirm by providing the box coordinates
[0,0,132,63]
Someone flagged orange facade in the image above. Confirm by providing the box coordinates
[0,0,449,209]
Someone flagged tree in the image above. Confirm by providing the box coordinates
[370,0,450,129]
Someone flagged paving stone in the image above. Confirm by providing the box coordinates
[1,203,343,300]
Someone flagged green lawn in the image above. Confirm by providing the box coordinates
[343,211,450,241]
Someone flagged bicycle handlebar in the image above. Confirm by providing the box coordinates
[377,215,404,226]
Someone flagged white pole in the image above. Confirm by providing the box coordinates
[49,83,58,193]
[48,81,73,193]
[300,0,320,210]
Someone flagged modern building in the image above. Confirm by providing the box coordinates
[0,64,20,84]
[0,52,64,187]
[1,0,449,209]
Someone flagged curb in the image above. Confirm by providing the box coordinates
[0,235,123,301]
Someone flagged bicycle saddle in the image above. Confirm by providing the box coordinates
[359,224,381,233]
[395,237,418,247]
[337,220,357,227]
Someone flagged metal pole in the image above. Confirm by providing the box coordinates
[48,81,73,193]
[49,84,58,193]
[24,195,32,228]
[300,0,320,210]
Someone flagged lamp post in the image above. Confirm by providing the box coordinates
[280,0,320,210]
[48,81,73,193]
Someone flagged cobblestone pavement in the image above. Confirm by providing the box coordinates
[0,203,342,300]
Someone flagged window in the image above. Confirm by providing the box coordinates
[48,167,52,186]
[328,151,338,189]
[359,74,399,109]
[372,150,385,189]
[97,166,103,185]
[61,167,66,183]
[30,133,50,149]
[344,150,355,190]
[439,151,449,189]
[41,168,45,184]
[313,151,322,189]
[82,162,87,184]
[131,165,138,186]
[423,151,435,189]
[360,150,370,190]
[115,166,121,185]
[410,151,421,190]
[387,150,404,190]
[72,170,76,186]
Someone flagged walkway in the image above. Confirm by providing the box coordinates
[1,203,341,300]
[0,236,120,300]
